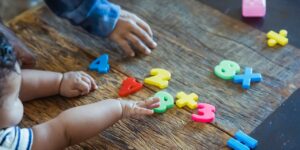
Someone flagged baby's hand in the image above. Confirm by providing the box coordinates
[60,71,98,97]
[119,98,160,119]
[109,10,157,57]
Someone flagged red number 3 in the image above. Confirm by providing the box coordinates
[192,103,216,123]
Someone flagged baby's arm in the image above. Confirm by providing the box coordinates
[20,70,97,101]
[31,98,160,150]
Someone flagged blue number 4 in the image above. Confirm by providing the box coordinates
[89,54,110,74]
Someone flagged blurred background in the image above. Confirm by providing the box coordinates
[0,0,41,21]
[1,0,299,47]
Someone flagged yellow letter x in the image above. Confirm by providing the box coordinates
[176,92,198,109]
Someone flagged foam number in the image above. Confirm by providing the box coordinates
[153,91,174,113]
[192,103,216,123]
[175,92,198,109]
[227,130,258,150]
[118,77,143,97]
[89,54,110,73]
[214,60,240,80]
[144,68,171,89]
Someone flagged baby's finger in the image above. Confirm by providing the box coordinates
[127,34,151,55]
[118,39,135,57]
[138,97,160,108]
[151,97,160,103]
[81,76,92,91]
[66,89,82,97]
[81,72,98,90]
[79,71,90,77]
[148,102,160,109]
[146,97,160,106]
[136,107,154,116]
[131,24,156,49]
[76,80,90,95]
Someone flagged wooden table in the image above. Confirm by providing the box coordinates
[9,0,300,149]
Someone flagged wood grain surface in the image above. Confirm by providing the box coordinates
[7,0,300,149]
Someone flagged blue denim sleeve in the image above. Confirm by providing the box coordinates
[44,0,120,37]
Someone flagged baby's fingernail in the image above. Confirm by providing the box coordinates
[150,110,154,114]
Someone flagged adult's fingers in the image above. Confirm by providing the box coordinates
[135,17,153,38]
[127,34,151,55]
[131,24,157,49]
[117,38,135,57]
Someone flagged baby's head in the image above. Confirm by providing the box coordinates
[0,32,23,128]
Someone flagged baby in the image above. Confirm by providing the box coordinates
[0,32,160,149]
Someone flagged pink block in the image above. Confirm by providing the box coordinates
[242,0,266,17]
[192,103,216,123]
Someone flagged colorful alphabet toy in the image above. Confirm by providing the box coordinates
[227,130,258,150]
[267,29,288,47]
[89,54,110,74]
[144,68,171,89]
[176,92,199,109]
[119,77,143,97]
[214,60,240,80]
[233,67,262,89]
[153,91,174,113]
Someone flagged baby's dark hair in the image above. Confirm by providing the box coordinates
[0,32,17,86]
